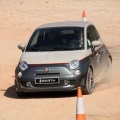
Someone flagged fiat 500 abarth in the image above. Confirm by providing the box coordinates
[15,21,112,97]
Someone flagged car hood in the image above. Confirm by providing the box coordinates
[20,50,90,64]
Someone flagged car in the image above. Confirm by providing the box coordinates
[15,20,112,97]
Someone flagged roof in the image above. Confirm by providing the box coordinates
[37,21,89,29]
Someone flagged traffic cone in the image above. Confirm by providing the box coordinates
[76,87,86,120]
[82,11,87,21]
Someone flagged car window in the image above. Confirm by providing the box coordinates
[31,31,39,46]
[26,27,84,52]
[87,25,100,49]
[91,26,100,40]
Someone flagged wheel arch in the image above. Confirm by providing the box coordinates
[89,65,94,77]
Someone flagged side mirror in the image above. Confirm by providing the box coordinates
[18,43,26,51]
[92,41,101,47]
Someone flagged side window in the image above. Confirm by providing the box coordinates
[87,25,94,49]
[31,31,39,46]
[87,25,100,49]
[91,26,100,40]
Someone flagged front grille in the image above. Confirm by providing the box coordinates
[35,73,60,76]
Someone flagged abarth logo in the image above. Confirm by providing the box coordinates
[44,68,49,73]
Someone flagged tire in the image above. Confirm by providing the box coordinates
[83,67,94,94]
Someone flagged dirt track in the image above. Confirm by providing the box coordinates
[0,0,120,120]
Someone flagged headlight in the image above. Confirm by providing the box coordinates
[19,61,28,71]
[70,60,79,69]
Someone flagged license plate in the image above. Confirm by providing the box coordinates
[35,78,59,84]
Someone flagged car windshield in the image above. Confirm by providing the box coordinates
[26,27,84,52]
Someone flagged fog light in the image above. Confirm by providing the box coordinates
[64,80,69,86]
[74,70,80,75]
[26,81,31,87]
[17,72,22,78]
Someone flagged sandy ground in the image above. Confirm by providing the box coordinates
[0,0,120,120]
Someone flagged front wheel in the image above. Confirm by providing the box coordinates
[83,67,94,94]
[15,80,25,97]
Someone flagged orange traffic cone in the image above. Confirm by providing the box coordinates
[82,11,87,21]
[76,87,86,120]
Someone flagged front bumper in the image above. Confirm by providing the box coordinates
[15,64,87,92]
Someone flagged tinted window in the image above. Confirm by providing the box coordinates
[87,25,100,49]
[26,27,84,51]
[87,25,100,41]
[91,26,100,40]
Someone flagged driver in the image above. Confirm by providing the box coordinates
[68,30,83,47]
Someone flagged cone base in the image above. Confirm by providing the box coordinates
[76,114,86,120]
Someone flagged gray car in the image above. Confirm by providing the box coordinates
[15,21,112,97]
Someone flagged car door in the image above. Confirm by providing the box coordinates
[93,25,109,71]
[91,25,108,74]
[86,25,102,78]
